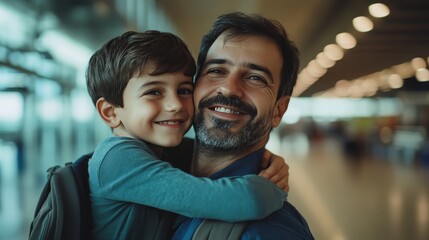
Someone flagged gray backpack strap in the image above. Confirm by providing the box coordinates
[192,219,247,240]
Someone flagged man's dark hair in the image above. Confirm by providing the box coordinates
[196,12,299,98]
[86,30,196,107]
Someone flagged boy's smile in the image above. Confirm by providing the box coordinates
[155,119,186,128]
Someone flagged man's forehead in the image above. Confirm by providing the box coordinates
[206,32,283,78]
[209,32,281,55]
[214,32,258,48]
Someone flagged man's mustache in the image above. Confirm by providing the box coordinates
[197,95,257,117]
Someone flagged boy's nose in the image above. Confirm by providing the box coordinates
[165,95,184,112]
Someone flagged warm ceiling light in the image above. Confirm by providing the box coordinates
[391,62,415,78]
[334,87,350,97]
[307,60,327,77]
[353,16,374,32]
[416,68,429,82]
[316,52,335,68]
[362,79,378,96]
[348,85,364,98]
[369,3,390,18]
[387,74,403,89]
[334,80,351,97]
[323,44,344,61]
[411,57,427,70]
[299,68,319,85]
[336,32,357,49]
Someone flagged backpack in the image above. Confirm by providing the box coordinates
[192,219,248,240]
[29,153,93,240]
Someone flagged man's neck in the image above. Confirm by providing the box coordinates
[191,142,263,177]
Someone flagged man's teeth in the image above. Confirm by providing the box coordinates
[214,107,240,114]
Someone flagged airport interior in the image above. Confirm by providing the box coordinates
[0,0,428,239]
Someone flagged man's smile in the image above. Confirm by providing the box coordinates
[211,106,242,115]
[198,95,257,118]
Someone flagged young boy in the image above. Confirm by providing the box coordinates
[86,30,289,239]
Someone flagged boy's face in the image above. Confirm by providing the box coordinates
[114,69,194,147]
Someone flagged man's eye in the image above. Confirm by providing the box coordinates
[247,75,268,85]
[206,68,223,75]
[249,75,263,81]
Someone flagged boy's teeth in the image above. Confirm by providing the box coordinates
[160,121,179,125]
[214,107,240,114]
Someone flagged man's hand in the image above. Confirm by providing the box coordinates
[259,150,289,192]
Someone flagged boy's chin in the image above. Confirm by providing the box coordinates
[158,137,183,147]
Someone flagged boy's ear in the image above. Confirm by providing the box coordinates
[96,97,121,128]
[271,96,290,128]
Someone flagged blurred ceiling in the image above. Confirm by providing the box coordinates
[154,0,429,97]
[11,0,429,97]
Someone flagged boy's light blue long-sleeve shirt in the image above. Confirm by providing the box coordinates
[89,136,286,239]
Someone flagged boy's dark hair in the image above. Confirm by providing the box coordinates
[86,30,196,107]
[196,12,299,98]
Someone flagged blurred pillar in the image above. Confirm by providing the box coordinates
[22,92,39,179]
[60,91,73,164]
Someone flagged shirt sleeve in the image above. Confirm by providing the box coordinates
[91,139,286,222]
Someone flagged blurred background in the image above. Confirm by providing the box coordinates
[0,0,428,239]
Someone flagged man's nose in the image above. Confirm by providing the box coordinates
[216,73,243,98]
[165,94,184,112]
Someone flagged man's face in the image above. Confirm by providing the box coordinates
[194,32,287,154]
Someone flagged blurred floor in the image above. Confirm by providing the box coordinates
[271,133,429,240]
[1,134,428,240]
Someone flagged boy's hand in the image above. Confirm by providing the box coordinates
[259,150,289,192]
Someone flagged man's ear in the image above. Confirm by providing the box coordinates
[272,96,290,128]
[96,97,121,128]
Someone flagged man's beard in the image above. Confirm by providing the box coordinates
[194,95,272,155]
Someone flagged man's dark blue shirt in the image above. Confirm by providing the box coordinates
[173,149,314,239]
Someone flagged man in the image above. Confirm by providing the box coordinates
[173,12,314,239]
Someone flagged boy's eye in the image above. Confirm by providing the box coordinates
[144,89,162,95]
[178,88,193,95]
